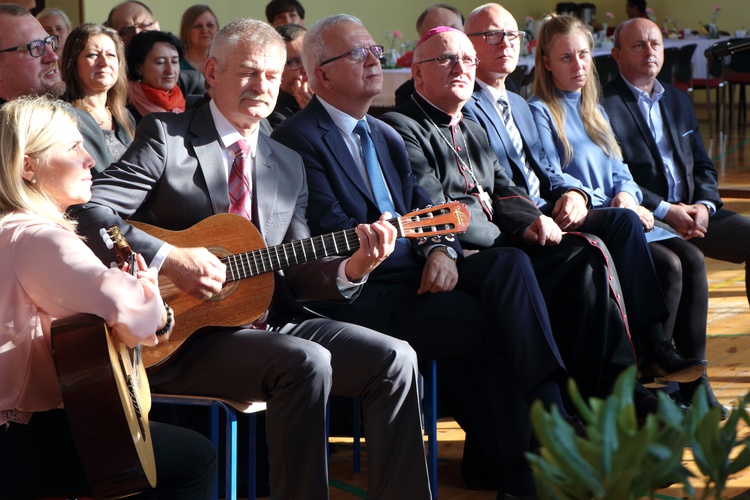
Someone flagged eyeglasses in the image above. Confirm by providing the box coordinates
[467,30,525,46]
[285,57,304,71]
[0,35,59,58]
[319,45,385,66]
[117,20,156,39]
[416,54,479,69]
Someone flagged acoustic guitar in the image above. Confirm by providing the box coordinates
[131,201,471,368]
[51,227,157,499]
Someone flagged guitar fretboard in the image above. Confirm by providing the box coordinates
[223,217,404,281]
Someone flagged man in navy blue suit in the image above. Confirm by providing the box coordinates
[460,3,708,395]
[272,13,578,499]
[603,17,750,307]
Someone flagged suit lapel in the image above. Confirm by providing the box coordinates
[254,134,279,237]
[311,99,384,212]
[473,89,527,188]
[189,105,228,215]
[614,76,662,162]
[659,91,685,160]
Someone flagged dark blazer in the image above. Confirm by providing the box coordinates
[267,90,301,129]
[72,102,348,310]
[380,93,541,250]
[68,105,133,177]
[178,68,206,97]
[602,74,722,211]
[272,96,462,278]
[462,84,584,207]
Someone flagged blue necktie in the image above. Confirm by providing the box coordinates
[354,119,397,215]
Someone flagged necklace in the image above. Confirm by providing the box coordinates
[84,104,112,127]
[410,95,494,216]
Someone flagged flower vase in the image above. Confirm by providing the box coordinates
[708,23,719,39]
[384,49,399,68]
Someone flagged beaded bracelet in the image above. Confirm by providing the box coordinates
[156,301,173,337]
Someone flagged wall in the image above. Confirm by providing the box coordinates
[45,0,748,47]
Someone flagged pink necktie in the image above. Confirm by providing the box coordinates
[228,139,252,221]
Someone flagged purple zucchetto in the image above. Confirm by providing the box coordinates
[416,25,461,47]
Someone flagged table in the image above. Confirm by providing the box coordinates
[374,68,411,108]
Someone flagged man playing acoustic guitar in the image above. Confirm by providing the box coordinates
[73,18,431,500]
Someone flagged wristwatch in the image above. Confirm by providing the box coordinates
[429,245,458,261]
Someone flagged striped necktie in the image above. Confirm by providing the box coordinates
[497,98,541,199]
[228,139,253,221]
[354,119,397,215]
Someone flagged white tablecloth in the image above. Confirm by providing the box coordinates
[374,68,411,108]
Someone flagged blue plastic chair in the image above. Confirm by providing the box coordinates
[151,394,266,500]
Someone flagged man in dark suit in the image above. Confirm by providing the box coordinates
[460,4,705,396]
[381,27,704,413]
[603,17,750,307]
[272,14,573,498]
[72,18,431,500]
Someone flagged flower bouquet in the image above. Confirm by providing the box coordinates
[383,29,402,68]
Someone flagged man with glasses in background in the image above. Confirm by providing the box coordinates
[104,0,159,48]
[0,4,124,179]
[0,3,64,103]
[105,1,205,98]
[268,23,312,128]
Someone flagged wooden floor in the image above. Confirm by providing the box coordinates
[262,105,750,500]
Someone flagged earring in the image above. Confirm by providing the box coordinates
[31,177,37,184]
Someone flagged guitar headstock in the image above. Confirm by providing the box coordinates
[102,226,136,270]
[397,201,471,239]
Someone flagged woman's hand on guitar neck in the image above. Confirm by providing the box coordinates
[345,213,398,282]
[162,247,227,299]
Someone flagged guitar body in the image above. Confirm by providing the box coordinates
[131,214,273,368]
[130,203,470,368]
[52,313,156,499]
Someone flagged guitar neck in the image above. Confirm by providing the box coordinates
[223,216,403,282]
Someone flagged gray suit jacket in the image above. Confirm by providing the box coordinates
[73,102,348,311]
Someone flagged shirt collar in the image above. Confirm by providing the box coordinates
[209,99,259,157]
[621,73,665,104]
[476,77,507,104]
[317,96,362,136]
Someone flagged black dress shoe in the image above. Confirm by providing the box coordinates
[638,341,706,388]
[680,373,730,420]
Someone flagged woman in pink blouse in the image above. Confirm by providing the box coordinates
[0,97,216,499]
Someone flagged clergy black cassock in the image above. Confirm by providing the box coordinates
[381,93,638,401]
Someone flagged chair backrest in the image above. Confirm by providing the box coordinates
[674,43,697,83]
[727,38,750,73]
[593,54,618,86]
[507,64,528,93]
[658,47,679,84]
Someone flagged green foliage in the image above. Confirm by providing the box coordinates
[687,386,750,499]
[526,366,750,499]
